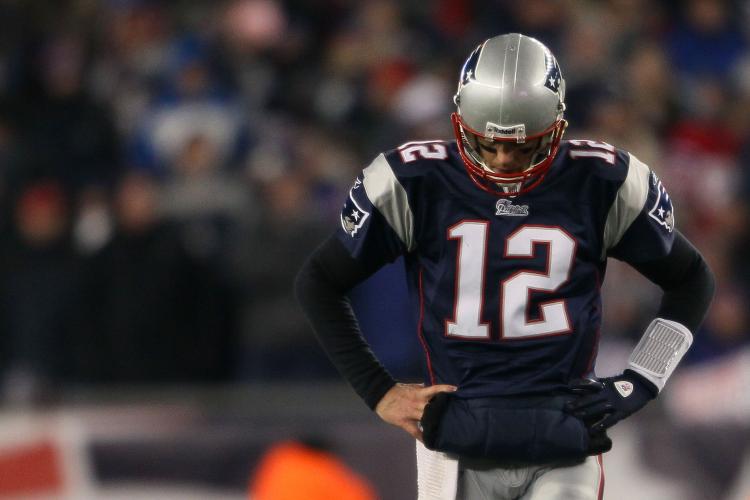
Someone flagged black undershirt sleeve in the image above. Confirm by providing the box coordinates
[627,230,715,332]
[294,234,397,410]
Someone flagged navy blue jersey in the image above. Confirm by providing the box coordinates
[337,139,674,399]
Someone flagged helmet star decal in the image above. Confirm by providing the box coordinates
[460,45,481,85]
[544,56,562,94]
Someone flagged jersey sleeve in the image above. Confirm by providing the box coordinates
[603,153,676,263]
[336,153,415,272]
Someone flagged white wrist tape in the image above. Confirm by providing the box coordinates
[627,318,693,392]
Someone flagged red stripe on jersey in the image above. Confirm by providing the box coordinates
[417,268,436,385]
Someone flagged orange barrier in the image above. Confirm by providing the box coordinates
[250,441,377,500]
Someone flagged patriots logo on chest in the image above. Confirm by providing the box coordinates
[495,198,529,216]
[648,172,674,232]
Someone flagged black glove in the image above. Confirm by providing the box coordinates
[565,369,658,432]
[563,377,613,455]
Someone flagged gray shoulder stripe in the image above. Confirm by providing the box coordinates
[602,153,650,257]
[362,154,415,251]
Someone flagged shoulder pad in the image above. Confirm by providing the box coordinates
[562,140,629,181]
[383,140,454,173]
[359,153,416,251]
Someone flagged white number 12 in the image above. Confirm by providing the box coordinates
[446,223,575,340]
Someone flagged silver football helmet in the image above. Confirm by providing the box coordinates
[452,33,567,195]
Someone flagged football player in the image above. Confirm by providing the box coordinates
[296,33,714,499]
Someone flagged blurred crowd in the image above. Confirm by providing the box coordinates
[0,0,747,413]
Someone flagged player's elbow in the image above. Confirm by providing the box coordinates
[663,249,716,333]
[696,252,716,322]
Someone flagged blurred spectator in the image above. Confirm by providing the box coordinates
[666,0,746,82]
[90,2,172,137]
[160,133,257,264]
[222,0,287,53]
[573,93,663,169]
[233,172,334,380]
[559,8,617,127]
[621,43,678,134]
[479,0,568,54]
[390,72,453,140]
[78,172,237,383]
[0,180,79,404]
[16,32,119,191]
[130,36,249,177]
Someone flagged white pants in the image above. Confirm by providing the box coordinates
[417,440,604,500]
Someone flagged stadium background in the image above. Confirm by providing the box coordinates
[0,0,748,498]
